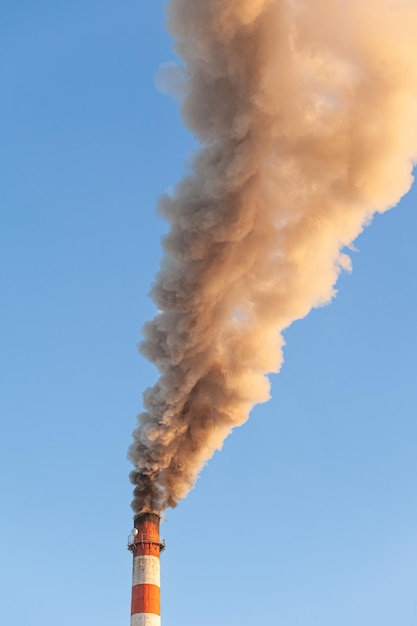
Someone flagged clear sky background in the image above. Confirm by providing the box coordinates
[1,2,417,625]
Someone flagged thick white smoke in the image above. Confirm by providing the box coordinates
[130,0,417,513]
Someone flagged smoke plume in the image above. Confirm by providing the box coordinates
[130,0,417,514]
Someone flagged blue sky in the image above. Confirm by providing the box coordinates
[1,2,417,625]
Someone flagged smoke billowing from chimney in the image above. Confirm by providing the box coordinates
[130,0,417,514]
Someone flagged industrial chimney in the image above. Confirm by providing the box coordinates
[128,513,164,626]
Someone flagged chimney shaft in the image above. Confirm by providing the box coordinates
[129,513,163,626]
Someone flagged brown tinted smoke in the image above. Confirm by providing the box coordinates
[130,0,417,514]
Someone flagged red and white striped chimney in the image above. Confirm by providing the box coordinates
[128,513,164,626]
